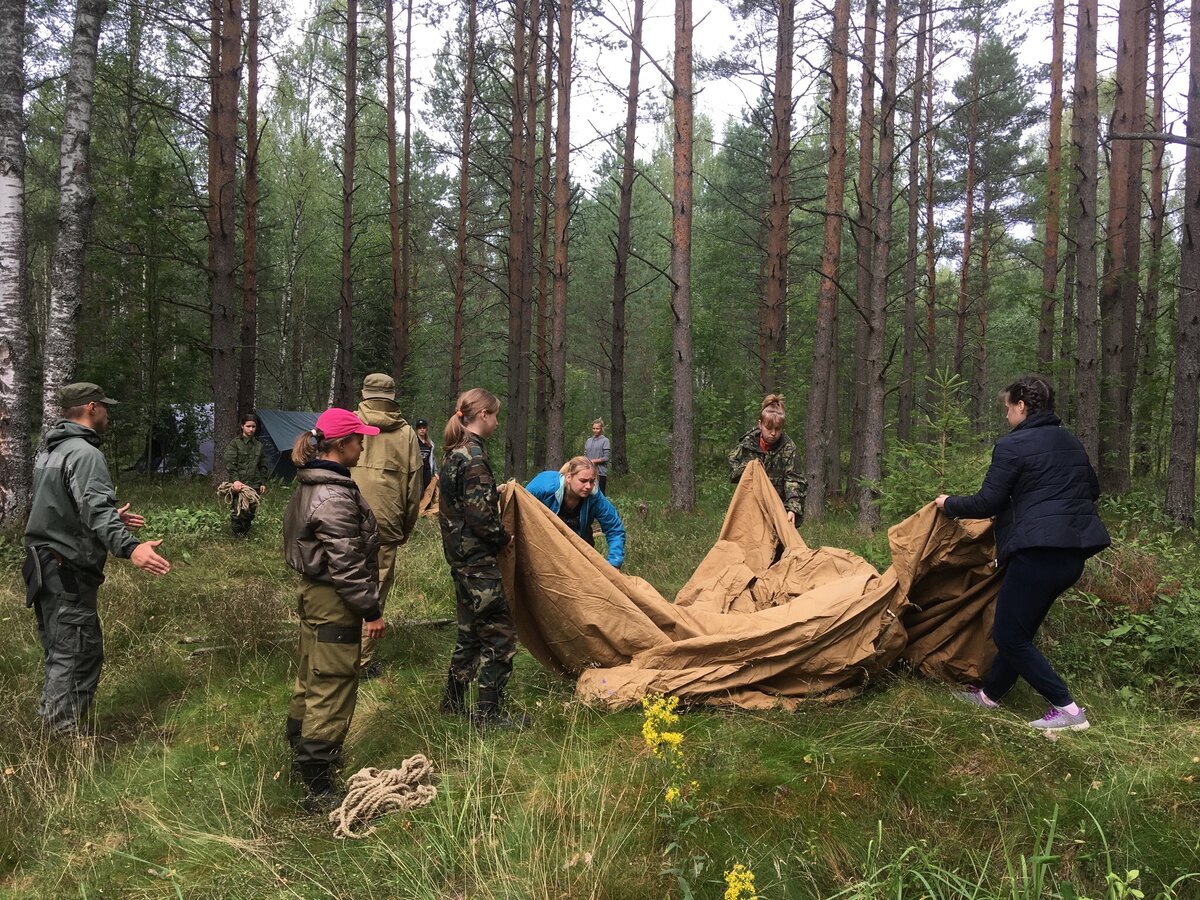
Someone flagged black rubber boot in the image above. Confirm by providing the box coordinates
[439,674,469,715]
[470,686,530,730]
[296,761,344,814]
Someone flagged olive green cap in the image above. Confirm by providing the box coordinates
[60,382,118,407]
[362,372,396,400]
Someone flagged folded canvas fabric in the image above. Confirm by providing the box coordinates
[499,461,1000,710]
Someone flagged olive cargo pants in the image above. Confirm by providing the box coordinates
[287,578,362,768]
[29,557,103,734]
[359,541,399,668]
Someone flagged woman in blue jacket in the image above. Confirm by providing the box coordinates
[935,375,1110,733]
[526,457,626,569]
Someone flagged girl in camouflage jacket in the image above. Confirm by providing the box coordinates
[437,388,524,729]
[728,393,808,525]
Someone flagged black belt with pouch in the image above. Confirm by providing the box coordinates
[21,546,78,607]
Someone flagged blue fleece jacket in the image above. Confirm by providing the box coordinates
[525,470,626,568]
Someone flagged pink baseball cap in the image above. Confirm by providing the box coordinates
[315,407,381,440]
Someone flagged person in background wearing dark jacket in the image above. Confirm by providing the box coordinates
[23,383,172,735]
[415,419,437,494]
[936,375,1110,733]
[526,457,626,568]
[222,413,268,537]
[283,407,384,811]
[437,388,525,729]
[728,393,807,525]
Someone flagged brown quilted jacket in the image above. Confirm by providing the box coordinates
[283,464,381,620]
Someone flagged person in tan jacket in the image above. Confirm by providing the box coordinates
[283,407,383,812]
[351,373,422,678]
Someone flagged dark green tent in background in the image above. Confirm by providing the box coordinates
[255,409,320,481]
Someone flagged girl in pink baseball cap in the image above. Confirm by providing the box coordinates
[281,407,383,812]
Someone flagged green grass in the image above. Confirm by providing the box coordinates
[1,473,1198,898]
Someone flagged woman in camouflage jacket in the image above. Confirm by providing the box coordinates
[728,393,808,525]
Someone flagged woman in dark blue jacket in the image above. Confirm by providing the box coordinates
[935,376,1110,733]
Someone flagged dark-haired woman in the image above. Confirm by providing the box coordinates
[935,376,1110,733]
[437,388,525,728]
[283,407,384,811]
[728,393,807,524]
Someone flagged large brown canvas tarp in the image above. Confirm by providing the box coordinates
[499,461,1001,710]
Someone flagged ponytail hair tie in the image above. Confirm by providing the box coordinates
[456,409,463,418]
[310,428,318,436]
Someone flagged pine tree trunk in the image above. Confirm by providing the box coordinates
[803,0,850,522]
[973,189,993,424]
[857,0,898,529]
[546,0,570,470]
[451,0,476,399]
[1099,0,1149,492]
[610,0,642,478]
[533,5,553,469]
[334,0,357,409]
[1164,0,1199,526]
[385,0,402,392]
[762,0,793,393]
[393,0,413,398]
[0,0,32,524]
[897,0,926,442]
[954,23,981,380]
[1038,0,1065,371]
[1134,0,1165,477]
[210,0,241,475]
[668,0,695,512]
[238,0,259,417]
[44,0,108,429]
[922,4,937,419]
[1072,0,1101,467]
[519,0,540,464]
[505,0,529,479]
[848,0,877,493]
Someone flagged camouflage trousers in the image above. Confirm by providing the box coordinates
[360,541,400,668]
[448,567,517,695]
[287,578,362,768]
[31,560,103,734]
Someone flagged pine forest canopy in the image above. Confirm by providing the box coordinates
[0,0,1198,527]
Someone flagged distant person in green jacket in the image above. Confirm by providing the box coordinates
[222,413,269,537]
[23,383,172,735]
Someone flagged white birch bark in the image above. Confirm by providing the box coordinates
[42,0,108,428]
[0,0,32,524]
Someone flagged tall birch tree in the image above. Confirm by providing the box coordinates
[43,0,108,428]
[0,0,31,524]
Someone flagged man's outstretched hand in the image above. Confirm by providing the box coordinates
[117,503,145,529]
[131,540,171,575]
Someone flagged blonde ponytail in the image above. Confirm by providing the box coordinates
[443,388,500,453]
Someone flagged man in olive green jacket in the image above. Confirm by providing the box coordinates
[23,383,172,734]
[351,373,422,676]
[222,414,269,536]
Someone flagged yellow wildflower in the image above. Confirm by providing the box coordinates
[664,785,680,803]
[724,863,759,900]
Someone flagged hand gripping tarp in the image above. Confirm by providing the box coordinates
[499,461,1001,710]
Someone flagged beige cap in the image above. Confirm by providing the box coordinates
[361,373,396,400]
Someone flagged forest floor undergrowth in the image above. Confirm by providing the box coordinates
[1,472,1198,899]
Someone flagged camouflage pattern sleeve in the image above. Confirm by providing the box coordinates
[462,456,509,553]
[783,444,808,521]
[728,438,751,484]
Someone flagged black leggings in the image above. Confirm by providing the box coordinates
[982,548,1086,708]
